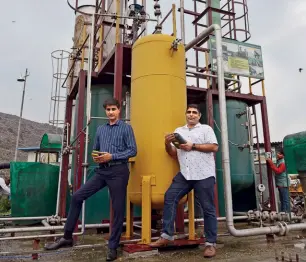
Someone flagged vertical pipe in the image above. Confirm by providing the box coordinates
[206,89,219,216]
[115,0,120,44]
[188,190,195,240]
[172,4,177,38]
[15,68,28,161]
[261,80,266,97]
[194,0,200,88]
[142,0,147,36]
[180,0,185,44]
[75,71,86,192]
[114,44,123,105]
[81,26,86,70]
[205,52,210,88]
[59,98,73,217]
[248,77,252,94]
[261,97,276,211]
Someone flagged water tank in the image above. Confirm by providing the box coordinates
[200,99,256,216]
[129,34,187,209]
[283,131,306,174]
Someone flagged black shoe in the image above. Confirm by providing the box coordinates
[44,237,73,250]
[106,248,117,261]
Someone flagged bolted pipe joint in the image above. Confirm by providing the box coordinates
[276,222,289,236]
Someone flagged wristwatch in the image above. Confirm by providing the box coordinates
[192,143,196,150]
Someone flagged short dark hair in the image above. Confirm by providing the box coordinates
[277,147,285,156]
[186,104,200,114]
[103,98,120,109]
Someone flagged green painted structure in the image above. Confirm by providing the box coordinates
[283,131,306,174]
[200,99,256,216]
[69,84,141,224]
[10,162,59,225]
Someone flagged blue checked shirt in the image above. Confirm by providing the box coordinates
[93,120,137,161]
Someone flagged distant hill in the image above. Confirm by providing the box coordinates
[0,112,61,164]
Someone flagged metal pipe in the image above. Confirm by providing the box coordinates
[0,216,51,222]
[15,68,29,161]
[186,70,242,89]
[186,24,306,237]
[183,216,248,223]
[180,0,185,44]
[0,221,142,237]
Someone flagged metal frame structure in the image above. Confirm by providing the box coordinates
[56,0,276,240]
[182,0,276,212]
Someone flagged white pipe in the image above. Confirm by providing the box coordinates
[186,24,306,237]
[0,221,142,235]
[184,216,248,223]
[180,0,185,44]
[0,216,51,222]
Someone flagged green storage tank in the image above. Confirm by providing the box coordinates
[10,162,59,225]
[69,84,141,224]
[200,99,256,216]
[283,131,306,174]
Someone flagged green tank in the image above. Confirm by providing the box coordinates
[10,162,59,225]
[70,84,141,224]
[200,99,256,216]
[283,131,306,174]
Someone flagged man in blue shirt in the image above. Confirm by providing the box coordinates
[45,98,137,261]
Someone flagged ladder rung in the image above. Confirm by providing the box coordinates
[252,124,256,126]
[253,136,257,138]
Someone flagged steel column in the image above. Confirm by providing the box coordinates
[114,44,124,106]
[75,70,86,192]
[59,96,73,217]
[175,205,185,233]
[260,97,276,211]
[206,89,219,216]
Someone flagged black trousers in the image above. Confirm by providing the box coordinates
[64,164,129,249]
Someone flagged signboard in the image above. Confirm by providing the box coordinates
[209,36,264,79]
[253,147,276,164]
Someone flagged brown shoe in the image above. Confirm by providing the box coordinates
[149,237,173,248]
[203,245,216,258]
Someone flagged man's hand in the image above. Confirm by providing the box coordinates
[179,142,193,151]
[165,133,175,145]
[93,153,112,163]
[266,158,273,166]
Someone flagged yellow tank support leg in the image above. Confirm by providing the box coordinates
[125,192,133,239]
[188,190,196,240]
[141,176,152,244]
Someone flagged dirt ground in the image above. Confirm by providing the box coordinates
[1,223,306,262]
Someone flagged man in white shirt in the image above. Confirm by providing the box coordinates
[150,104,218,258]
[0,175,10,196]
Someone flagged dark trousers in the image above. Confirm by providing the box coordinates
[161,172,217,244]
[278,187,290,213]
[64,164,129,249]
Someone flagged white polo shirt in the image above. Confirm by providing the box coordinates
[0,177,10,196]
[173,123,218,180]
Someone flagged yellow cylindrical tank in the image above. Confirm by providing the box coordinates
[129,34,187,209]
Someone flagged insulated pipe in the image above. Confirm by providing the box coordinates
[0,216,51,222]
[0,221,141,237]
[184,216,248,223]
[185,24,306,237]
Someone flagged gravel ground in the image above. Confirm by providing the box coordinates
[1,225,306,262]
